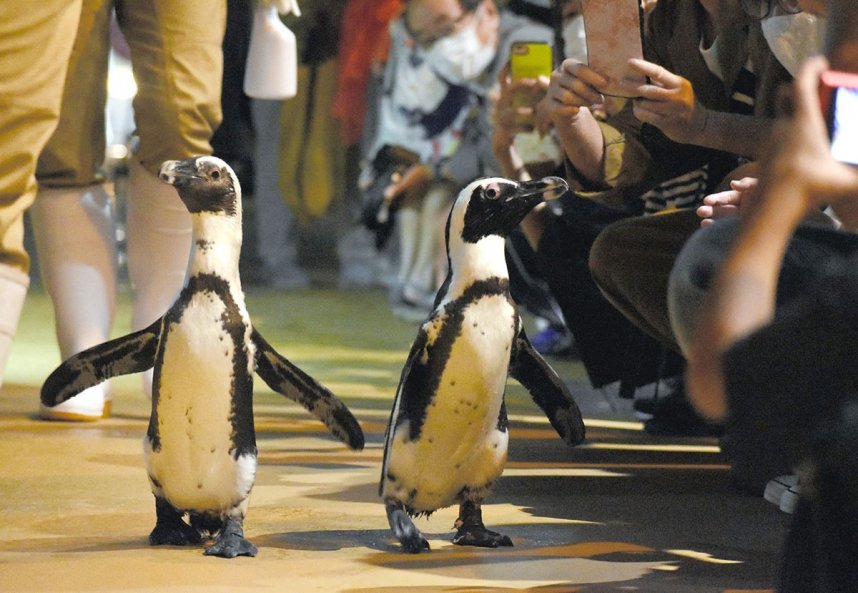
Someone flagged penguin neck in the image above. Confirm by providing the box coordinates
[187,213,243,283]
[447,236,509,298]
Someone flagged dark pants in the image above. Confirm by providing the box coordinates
[589,208,701,353]
[536,197,683,389]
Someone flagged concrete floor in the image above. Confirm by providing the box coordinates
[0,287,790,593]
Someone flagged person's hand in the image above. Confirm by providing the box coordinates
[697,177,758,226]
[256,0,300,16]
[625,58,708,145]
[543,58,607,128]
[492,65,550,151]
[383,163,432,205]
[752,56,858,224]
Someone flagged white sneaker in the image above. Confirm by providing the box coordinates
[764,474,800,514]
[779,482,801,514]
[39,384,109,422]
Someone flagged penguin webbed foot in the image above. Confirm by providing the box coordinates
[452,524,513,548]
[386,500,430,553]
[452,500,512,548]
[149,498,202,547]
[204,517,257,558]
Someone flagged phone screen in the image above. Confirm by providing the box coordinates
[829,87,858,166]
[510,42,553,81]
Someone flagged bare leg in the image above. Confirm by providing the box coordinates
[385,499,429,553]
[452,500,512,548]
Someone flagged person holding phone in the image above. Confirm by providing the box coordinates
[360,0,552,319]
[588,0,817,352]
[586,1,827,437]
[491,0,794,433]
[490,0,690,400]
[681,45,858,588]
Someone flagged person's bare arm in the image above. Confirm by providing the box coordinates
[542,59,610,183]
[687,57,858,421]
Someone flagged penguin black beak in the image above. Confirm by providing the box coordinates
[515,176,569,202]
[158,158,199,187]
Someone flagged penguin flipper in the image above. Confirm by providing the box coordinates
[251,329,365,450]
[41,320,161,408]
[509,329,585,446]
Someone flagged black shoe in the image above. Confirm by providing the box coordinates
[638,380,724,437]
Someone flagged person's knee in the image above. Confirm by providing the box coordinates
[667,218,741,353]
[588,219,637,296]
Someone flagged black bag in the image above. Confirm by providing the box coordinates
[360,145,419,249]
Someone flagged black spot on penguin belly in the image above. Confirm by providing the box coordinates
[147,273,256,459]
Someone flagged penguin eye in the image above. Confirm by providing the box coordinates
[211,170,221,181]
[484,186,499,200]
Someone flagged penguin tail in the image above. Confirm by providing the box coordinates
[41,321,160,407]
[251,329,365,450]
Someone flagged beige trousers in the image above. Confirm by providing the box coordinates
[0,1,81,278]
[36,0,226,187]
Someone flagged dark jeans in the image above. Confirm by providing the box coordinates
[536,196,683,389]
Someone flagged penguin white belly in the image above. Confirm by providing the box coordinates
[389,296,515,511]
[145,292,256,513]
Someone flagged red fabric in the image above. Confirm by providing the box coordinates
[332,0,404,145]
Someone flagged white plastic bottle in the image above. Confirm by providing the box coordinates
[243,2,301,100]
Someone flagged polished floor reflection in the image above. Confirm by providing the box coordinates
[0,288,788,592]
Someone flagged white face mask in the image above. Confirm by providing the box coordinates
[426,10,497,84]
[761,12,826,78]
[561,14,588,62]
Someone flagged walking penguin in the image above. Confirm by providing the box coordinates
[380,176,586,553]
[41,156,364,558]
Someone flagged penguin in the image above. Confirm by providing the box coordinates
[380,176,586,554]
[41,156,364,558]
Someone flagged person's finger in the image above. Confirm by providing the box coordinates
[702,189,740,206]
[547,98,582,119]
[628,58,683,88]
[562,59,609,89]
[551,77,602,107]
[730,177,758,191]
[633,97,672,116]
[711,204,739,218]
[631,101,664,125]
[696,204,713,219]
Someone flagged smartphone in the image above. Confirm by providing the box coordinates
[510,41,553,81]
[819,70,858,167]
[581,0,645,98]
[510,41,553,110]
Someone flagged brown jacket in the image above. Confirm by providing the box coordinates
[568,0,792,212]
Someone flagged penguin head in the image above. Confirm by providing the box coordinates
[158,156,241,218]
[450,176,568,244]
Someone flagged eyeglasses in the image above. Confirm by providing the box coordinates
[740,0,803,19]
[404,5,474,46]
